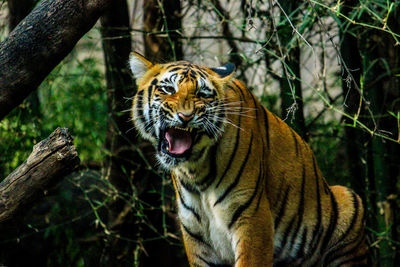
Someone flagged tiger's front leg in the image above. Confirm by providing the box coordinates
[231,206,274,267]
[180,224,218,267]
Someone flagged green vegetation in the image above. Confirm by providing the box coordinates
[0,0,399,266]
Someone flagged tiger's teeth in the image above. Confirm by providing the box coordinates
[174,126,192,132]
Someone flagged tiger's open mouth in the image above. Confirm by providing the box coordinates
[160,127,198,158]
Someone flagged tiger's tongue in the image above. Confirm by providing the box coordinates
[165,128,192,154]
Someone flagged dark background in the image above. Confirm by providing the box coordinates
[0,0,399,266]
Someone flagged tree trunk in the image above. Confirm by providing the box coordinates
[211,0,243,69]
[0,127,80,224]
[7,0,41,119]
[0,0,112,120]
[101,0,134,200]
[100,1,138,264]
[339,0,367,204]
[277,0,306,139]
[359,5,400,266]
[143,0,183,61]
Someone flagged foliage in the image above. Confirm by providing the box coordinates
[0,0,399,266]
[39,56,107,163]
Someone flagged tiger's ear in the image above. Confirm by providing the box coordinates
[129,52,153,79]
[210,63,235,80]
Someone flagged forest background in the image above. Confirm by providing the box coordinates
[0,0,399,266]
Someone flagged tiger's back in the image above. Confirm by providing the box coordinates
[129,53,367,267]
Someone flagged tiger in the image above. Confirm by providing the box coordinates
[129,51,367,267]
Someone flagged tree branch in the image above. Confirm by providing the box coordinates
[0,0,113,120]
[0,128,80,223]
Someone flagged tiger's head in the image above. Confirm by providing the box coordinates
[129,52,235,170]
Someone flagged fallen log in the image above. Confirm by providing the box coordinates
[0,127,80,223]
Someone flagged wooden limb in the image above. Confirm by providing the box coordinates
[0,0,113,120]
[0,127,80,223]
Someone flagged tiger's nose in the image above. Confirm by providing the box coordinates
[178,112,194,122]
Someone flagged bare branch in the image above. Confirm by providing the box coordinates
[0,128,80,223]
[0,0,113,120]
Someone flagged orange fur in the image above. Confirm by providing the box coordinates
[130,53,367,267]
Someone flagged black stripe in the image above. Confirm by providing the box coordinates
[192,146,207,162]
[272,177,285,208]
[214,134,254,206]
[198,70,206,79]
[319,189,339,253]
[248,90,259,120]
[177,190,201,222]
[323,180,330,194]
[334,251,367,266]
[231,82,247,103]
[323,191,360,262]
[235,253,243,264]
[255,149,266,211]
[255,185,264,211]
[295,227,308,259]
[274,186,290,228]
[189,71,197,79]
[339,190,360,242]
[181,223,210,247]
[136,90,148,128]
[196,145,218,191]
[272,113,281,124]
[179,178,200,195]
[147,87,154,124]
[261,107,271,150]
[332,234,366,262]
[168,67,182,72]
[277,216,297,257]
[196,255,231,267]
[147,85,153,106]
[288,163,306,252]
[151,78,158,85]
[308,155,323,254]
[215,99,242,188]
[162,103,174,113]
[166,64,179,69]
[228,160,263,229]
[234,238,241,251]
[290,129,299,156]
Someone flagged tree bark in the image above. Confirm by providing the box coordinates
[339,0,366,202]
[0,127,80,223]
[357,4,400,266]
[211,0,243,68]
[143,0,183,61]
[101,0,135,198]
[7,0,42,119]
[0,0,113,120]
[100,1,140,264]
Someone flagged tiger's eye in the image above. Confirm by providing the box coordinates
[163,86,175,94]
[197,91,209,98]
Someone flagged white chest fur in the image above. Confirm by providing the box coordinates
[177,185,236,264]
